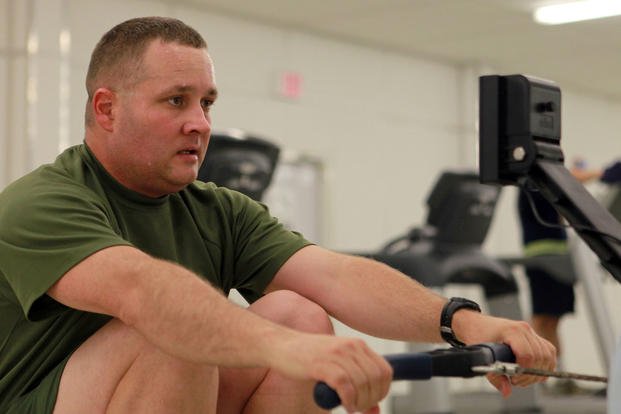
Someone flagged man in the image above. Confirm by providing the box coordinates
[0,16,555,414]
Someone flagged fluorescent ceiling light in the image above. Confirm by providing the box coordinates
[534,0,621,25]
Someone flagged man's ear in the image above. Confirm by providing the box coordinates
[91,88,116,132]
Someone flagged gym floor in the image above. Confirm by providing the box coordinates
[390,386,607,413]
[451,390,607,414]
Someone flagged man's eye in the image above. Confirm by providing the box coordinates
[201,99,213,110]
[168,96,183,106]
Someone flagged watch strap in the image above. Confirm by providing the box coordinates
[440,297,481,347]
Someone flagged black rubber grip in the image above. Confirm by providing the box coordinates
[483,342,515,363]
[313,353,432,409]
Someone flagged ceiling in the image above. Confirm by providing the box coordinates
[171,0,621,100]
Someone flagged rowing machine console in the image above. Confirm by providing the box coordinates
[479,74,562,185]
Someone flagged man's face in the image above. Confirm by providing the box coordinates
[107,40,218,197]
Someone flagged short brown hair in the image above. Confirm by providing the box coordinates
[85,16,207,124]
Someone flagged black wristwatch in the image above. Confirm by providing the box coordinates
[440,297,481,347]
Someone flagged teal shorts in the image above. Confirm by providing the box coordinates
[5,356,69,414]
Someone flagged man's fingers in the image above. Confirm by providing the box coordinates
[502,322,557,387]
[512,331,542,386]
[487,373,512,397]
[317,338,392,412]
[362,404,381,414]
[343,349,372,411]
[346,341,392,411]
[361,344,393,408]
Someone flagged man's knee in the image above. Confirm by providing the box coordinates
[250,290,334,335]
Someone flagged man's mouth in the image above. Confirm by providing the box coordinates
[177,149,201,163]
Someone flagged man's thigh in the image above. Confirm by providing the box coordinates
[52,318,219,414]
[51,318,149,413]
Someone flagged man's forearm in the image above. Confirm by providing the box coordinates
[314,254,448,343]
[120,257,297,367]
[49,246,296,369]
[320,255,531,348]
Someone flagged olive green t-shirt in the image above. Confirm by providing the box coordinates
[0,144,310,408]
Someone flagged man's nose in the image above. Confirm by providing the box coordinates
[182,104,211,135]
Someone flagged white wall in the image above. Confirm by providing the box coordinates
[1,0,30,185]
[2,0,621,409]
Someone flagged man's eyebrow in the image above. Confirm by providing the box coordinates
[207,87,218,99]
[162,85,218,98]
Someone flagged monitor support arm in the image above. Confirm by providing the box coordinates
[528,159,621,281]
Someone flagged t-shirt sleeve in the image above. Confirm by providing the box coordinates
[0,175,132,321]
[222,190,312,303]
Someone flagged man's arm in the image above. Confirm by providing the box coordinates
[268,245,557,395]
[48,245,291,367]
[268,245,447,342]
[47,245,393,412]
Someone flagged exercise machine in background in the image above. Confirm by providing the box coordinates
[197,129,324,244]
[197,129,280,202]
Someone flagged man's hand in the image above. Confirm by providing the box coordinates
[268,332,393,413]
[452,311,557,397]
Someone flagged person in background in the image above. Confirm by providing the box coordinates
[0,16,556,414]
[517,158,621,394]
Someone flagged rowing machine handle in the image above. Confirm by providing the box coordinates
[313,353,431,410]
[313,343,514,410]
